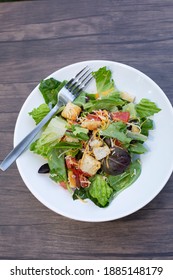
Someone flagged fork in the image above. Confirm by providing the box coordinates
[0,66,93,171]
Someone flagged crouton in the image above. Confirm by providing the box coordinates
[61,102,81,120]
[89,139,103,148]
[79,154,101,176]
[81,120,102,130]
[93,145,110,160]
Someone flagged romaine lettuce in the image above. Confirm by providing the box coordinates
[92,66,117,98]
[100,122,131,144]
[47,148,67,183]
[83,96,125,112]
[29,103,50,124]
[37,116,67,145]
[136,98,161,118]
[141,118,154,136]
[30,116,67,157]
[122,102,137,119]
[88,175,113,207]
[39,78,66,106]
[71,125,89,140]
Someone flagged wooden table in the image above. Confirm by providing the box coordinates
[0,0,173,260]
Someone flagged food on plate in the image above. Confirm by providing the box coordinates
[29,66,161,207]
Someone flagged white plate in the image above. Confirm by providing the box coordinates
[14,60,173,222]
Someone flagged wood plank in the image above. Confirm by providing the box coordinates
[0,209,173,259]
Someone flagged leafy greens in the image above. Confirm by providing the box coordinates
[28,65,161,209]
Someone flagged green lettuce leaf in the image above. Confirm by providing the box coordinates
[30,116,67,157]
[37,116,67,145]
[73,188,89,201]
[93,66,117,98]
[108,160,141,194]
[83,96,125,112]
[122,102,137,119]
[54,142,82,149]
[136,98,161,118]
[30,140,57,158]
[71,125,89,140]
[47,148,67,183]
[73,91,86,107]
[128,142,147,154]
[73,175,114,207]
[100,122,131,144]
[29,103,50,124]
[88,175,113,207]
[126,131,147,142]
[141,118,154,136]
[39,78,66,106]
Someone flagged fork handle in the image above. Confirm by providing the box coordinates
[0,104,59,171]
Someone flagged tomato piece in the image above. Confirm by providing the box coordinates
[111,111,130,123]
[86,114,101,121]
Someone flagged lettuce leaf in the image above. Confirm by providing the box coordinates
[47,148,67,183]
[100,122,131,144]
[73,188,89,201]
[136,98,161,118]
[39,78,66,106]
[122,102,137,119]
[141,118,154,136]
[37,116,67,146]
[30,116,67,157]
[126,131,147,142]
[29,103,50,124]
[83,96,125,112]
[93,66,117,98]
[128,142,147,154]
[54,142,82,149]
[30,140,57,157]
[73,91,86,107]
[88,175,113,207]
[30,140,82,158]
[71,125,89,140]
[108,160,141,194]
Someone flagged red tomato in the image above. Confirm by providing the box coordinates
[111,111,130,123]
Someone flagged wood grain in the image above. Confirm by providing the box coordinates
[0,0,173,260]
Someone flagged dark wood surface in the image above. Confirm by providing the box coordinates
[0,0,173,260]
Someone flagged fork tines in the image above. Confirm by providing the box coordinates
[65,66,93,96]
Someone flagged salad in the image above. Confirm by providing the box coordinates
[29,66,161,208]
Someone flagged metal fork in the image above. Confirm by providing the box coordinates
[0,66,93,171]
